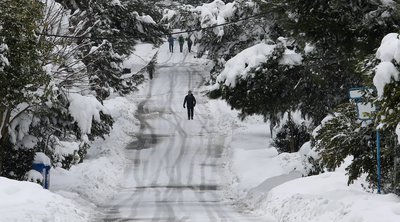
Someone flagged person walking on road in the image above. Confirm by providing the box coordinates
[178,35,185,53]
[183,90,196,120]
[168,35,174,53]
[186,36,193,53]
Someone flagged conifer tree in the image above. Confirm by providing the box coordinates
[257,0,399,123]
[0,0,48,175]
[313,103,396,192]
[64,0,165,100]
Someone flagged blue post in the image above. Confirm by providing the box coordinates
[376,129,381,194]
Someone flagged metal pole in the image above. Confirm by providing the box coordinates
[377,129,381,194]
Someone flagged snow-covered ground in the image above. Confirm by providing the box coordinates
[0,43,158,222]
[2,39,400,221]
[0,177,90,222]
[218,113,400,222]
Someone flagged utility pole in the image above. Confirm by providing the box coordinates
[376,129,381,194]
[394,133,400,194]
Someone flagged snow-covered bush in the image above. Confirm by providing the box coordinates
[273,120,310,154]
[210,38,303,128]
[312,102,398,192]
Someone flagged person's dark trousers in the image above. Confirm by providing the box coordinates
[169,44,173,52]
[187,107,194,120]
[188,44,192,52]
[179,43,184,52]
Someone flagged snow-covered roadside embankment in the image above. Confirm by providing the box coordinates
[49,44,157,213]
[220,115,400,221]
[0,177,89,221]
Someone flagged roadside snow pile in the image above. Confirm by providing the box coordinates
[262,167,400,222]
[224,116,308,201]
[51,88,140,205]
[223,113,400,221]
[51,43,155,206]
[212,42,302,88]
[0,177,89,222]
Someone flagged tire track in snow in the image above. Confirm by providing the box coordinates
[100,45,268,222]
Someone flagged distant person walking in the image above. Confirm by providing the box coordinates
[168,35,174,53]
[183,90,196,120]
[186,36,193,53]
[178,35,185,53]
[147,60,155,79]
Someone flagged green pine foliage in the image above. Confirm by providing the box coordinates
[261,0,399,56]
[1,139,35,180]
[273,118,310,153]
[29,89,114,170]
[376,74,400,131]
[64,0,165,100]
[371,43,400,193]
[255,0,399,124]
[214,41,302,126]
[313,103,397,192]
[0,0,48,109]
[205,0,400,192]
[0,0,49,174]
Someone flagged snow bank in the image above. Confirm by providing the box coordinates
[52,89,139,205]
[0,177,89,222]
[221,108,400,222]
[213,42,302,88]
[226,116,305,196]
[263,170,400,222]
[51,43,153,206]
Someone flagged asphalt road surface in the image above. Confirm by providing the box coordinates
[98,46,273,222]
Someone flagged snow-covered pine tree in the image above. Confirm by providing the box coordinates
[313,103,396,192]
[0,0,49,176]
[212,39,302,125]
[258,0,399,123]
[64,0,166,100]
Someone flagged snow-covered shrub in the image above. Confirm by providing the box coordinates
[29,90,113,169]
[210,38,303,127]
[312,103,397,192]
[1,140,35,180]
[273,119,310,153]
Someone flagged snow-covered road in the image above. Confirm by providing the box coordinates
[97,45,272,222]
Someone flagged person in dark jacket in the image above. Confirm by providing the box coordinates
[186,36,193,53]
[183,90,196,120]
[178,35,185,53]
[168,35,174,53]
